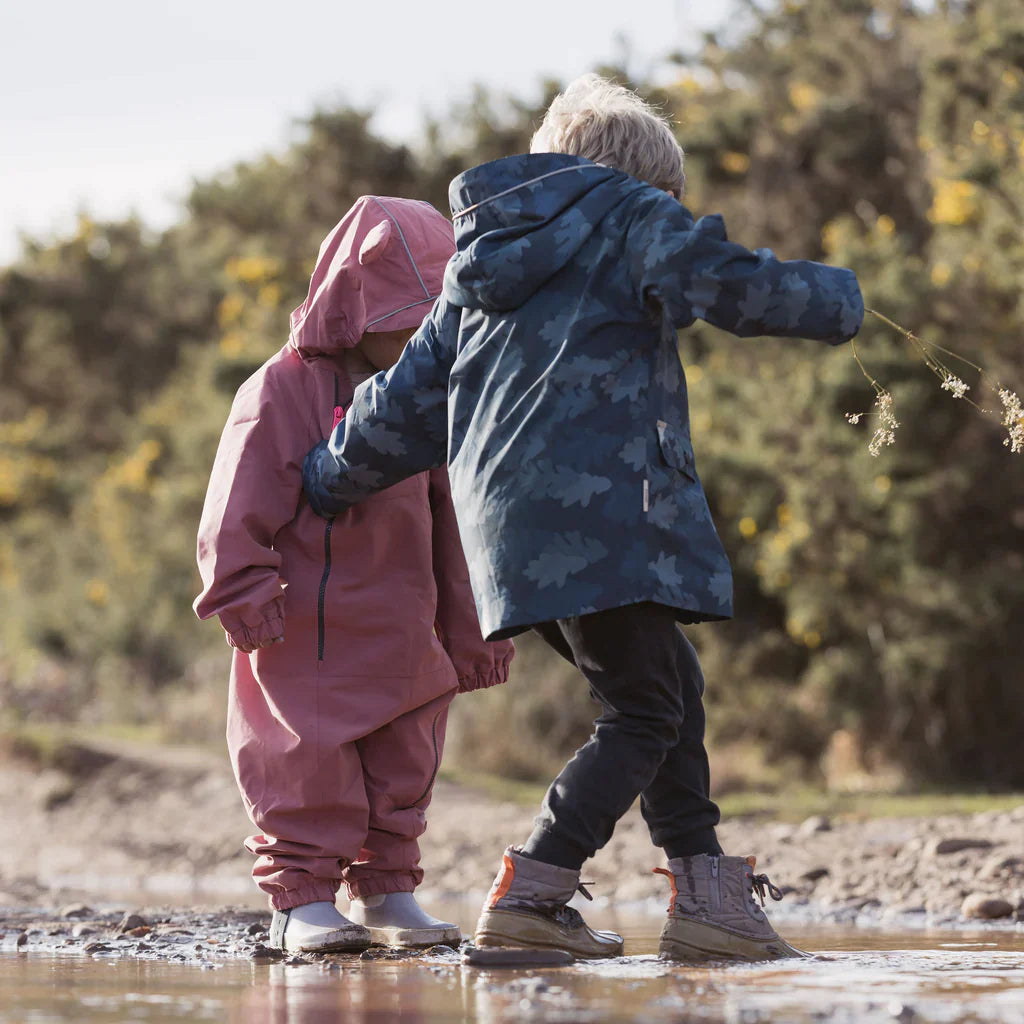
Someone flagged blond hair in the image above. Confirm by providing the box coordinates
[530,74,685,196]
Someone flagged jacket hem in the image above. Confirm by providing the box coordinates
[484,598,732,641]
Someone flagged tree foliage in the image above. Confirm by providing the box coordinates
[1,0,1022,786]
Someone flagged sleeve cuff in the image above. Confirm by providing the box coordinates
[223,598,285,651]
[456,642,514,693]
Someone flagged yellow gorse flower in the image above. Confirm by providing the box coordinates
[788,81,822,113]
[720,151,751,175]
[928,178,977,226]
[226,255,280,283]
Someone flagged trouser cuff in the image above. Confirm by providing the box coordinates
[662,826,724,860]
[521,827,590,871]
[344,872,419,901]
[268,880,341,911]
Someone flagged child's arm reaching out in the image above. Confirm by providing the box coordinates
[628,190,864,344]
[303,297,457,518]
[428,466,515,692]
[194,367,309,652]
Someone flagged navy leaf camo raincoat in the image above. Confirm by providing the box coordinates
[304,154,863,640]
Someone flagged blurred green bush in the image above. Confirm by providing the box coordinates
[2,0,1023,788]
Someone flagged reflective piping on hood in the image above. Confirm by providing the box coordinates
[452,164,600,220]
[370,197,430,299]
[364,293,439,330]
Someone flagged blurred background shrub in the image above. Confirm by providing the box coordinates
[2,0,1023,790]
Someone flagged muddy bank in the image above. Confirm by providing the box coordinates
[3,737,1023,946]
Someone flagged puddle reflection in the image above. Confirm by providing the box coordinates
[2,925,1023,1023]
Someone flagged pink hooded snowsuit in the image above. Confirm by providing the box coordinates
[195,196,513,911]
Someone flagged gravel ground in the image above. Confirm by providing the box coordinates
[3,738,1023,963]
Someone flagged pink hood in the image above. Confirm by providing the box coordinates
[289,196,455,355]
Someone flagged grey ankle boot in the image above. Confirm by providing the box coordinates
[474,846,623,959]
[656,854,809,962]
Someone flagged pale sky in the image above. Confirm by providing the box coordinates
[1,1,734,264]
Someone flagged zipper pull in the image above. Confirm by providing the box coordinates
[710,856,719,879]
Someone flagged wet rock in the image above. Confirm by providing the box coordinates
[926,837,993,856]
[798,815,832,835]
[71,924,96,938]
[245,922,265,935]
[83,941,112,954]
[359,946,419,961]
[59,903,94,919]
[16,931,28,947]
[114,912,148,934]
[249,943,284,961]
[126,925,151,937]
[961,894,1014,919]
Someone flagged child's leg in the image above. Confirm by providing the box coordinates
[341,688,461,947]
[475,602,696,958]
[638,628,722,858]
[228,660,369,911]
[340,687,454,900]
[523,602,717,868]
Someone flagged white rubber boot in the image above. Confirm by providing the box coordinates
[348,891,461,948]
[269,901,371,954]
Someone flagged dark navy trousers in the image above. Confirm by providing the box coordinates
[524,602,722,870]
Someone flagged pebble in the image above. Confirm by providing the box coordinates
[926,837,993,856]
[115,912,148,934]
[249,943,284,961]
[961,894,1014,920]
[799,815,832,835]
[71,924,96,938]
[59,904,94,920]
[801,867,830,882]
[979,855,1024,879]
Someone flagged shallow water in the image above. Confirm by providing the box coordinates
[3,924,1024,1024]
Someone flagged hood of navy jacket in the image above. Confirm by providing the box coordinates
[444,153,645,312]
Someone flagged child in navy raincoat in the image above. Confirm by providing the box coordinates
[303,75,864,961]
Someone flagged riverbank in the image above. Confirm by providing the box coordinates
[3,735,1022,961]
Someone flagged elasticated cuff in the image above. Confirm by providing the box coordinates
[457,644,515,693]
[224,598,285,651]
[344,871,420,901]
[269,879,341,912]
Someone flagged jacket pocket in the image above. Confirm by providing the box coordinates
[656,420,697,482]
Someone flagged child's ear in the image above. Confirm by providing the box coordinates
[358,220,393,265]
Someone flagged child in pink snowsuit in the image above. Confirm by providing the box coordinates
[194,196,514,954]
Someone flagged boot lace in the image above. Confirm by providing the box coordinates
[749,871,784,908]
[554,880,595,928]
[509,880,595,928]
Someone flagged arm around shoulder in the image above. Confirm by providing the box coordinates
[303,297,458,517]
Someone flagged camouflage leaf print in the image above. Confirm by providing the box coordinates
[304,153,863,639]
